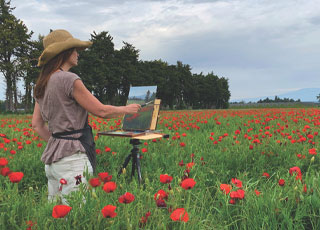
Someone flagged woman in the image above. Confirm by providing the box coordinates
[32,29,141,203]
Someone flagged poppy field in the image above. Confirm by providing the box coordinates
[0,108,319,229]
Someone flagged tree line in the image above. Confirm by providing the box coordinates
[0,0,230,112]
[257,96,301,103]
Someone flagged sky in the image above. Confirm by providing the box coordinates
[1,0,320,101]
[129,86,157,98]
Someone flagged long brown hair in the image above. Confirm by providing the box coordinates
[34,48,75,99]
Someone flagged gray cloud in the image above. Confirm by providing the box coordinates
[1,0,319,101]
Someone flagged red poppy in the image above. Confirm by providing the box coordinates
[101,205,117,218]
[230,189,245,200]
[220,184,232,195]
[59,178,68,191]
[118,192,135,204]
[103,182,117,193]
[25,140,31,144]
[26,220,36,230]
[0,157,8,166]
[231,178,242,188]
[89,177,101,187]
[229,199,236,204]
[255,189,261,196]
[74,175,82,185]
[156,198,167,208]
[262,172,270,178]
[140,211,151,225]
[303,184,307,193]
[186,162,195,170]
[3,138,10,144]
[278,179,285,186]
[170,208,189,222]
[98,172,112,182]
[105,147,111,152]
[289,166,302,180]
[141,148,148,153]
[8,172,24,183]
[60,178,67,185]
[178,160,184,167]
[154,189,168,200]
[160,174,173,184]
[180,142,186,147]
[309,148,317,155]
[1,167,11,176]
[9,150,16,155]
[181,178,196,190]
[52,205,72,218]
[37,143,42,148]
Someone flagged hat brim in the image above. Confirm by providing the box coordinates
[37,38,92,67]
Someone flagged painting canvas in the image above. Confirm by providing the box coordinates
[122,86,157,130]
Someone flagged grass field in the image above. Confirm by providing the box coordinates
[0,108,319,229]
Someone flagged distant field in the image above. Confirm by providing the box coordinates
[0,108,319,229]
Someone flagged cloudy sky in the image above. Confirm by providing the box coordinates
[1,0,320,101]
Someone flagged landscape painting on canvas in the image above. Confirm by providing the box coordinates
[122,86,157,130]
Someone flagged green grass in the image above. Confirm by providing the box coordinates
[0,108,319,229]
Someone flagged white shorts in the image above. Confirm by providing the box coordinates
[45,151,93,204]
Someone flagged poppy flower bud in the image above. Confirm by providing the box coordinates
[311,156,315,163]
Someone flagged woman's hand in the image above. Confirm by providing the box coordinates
[125,104,141,114]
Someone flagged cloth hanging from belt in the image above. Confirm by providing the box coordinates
[52,117,96,173]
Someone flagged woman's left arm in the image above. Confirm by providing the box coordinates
[32,102,51,142]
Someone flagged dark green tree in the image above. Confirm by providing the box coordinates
[0,0,33,111]
[21,35,43,111]
[114,42,140,105]
[74,31,117,104]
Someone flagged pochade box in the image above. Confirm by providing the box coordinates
[98,86,163,137]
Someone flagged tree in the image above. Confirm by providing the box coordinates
[145,90,150,102]
[74,31,118,104]
[114,42,140,105]
[0,0,33,111]
[21,35,43,111]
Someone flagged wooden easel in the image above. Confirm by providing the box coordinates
[98,99,169,184]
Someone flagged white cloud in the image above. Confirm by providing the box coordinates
[1,0,319,101]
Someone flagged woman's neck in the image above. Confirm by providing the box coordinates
[60,63,72,72]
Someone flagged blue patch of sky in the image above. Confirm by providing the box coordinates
[128,86,157,98]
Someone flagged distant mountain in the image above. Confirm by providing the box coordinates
[231,88,320,103]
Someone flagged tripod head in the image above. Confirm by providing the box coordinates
[130,138,141,145]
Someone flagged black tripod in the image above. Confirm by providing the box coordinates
[118,139,143,184]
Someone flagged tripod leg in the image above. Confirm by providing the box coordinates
[131,152,136,178]
[118,154,132,176]
[136,153,142,184]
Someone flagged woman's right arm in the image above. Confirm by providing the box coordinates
[32,102,51,142]
[72,79,141,118]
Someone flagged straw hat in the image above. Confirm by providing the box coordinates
[38,29,92,67]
